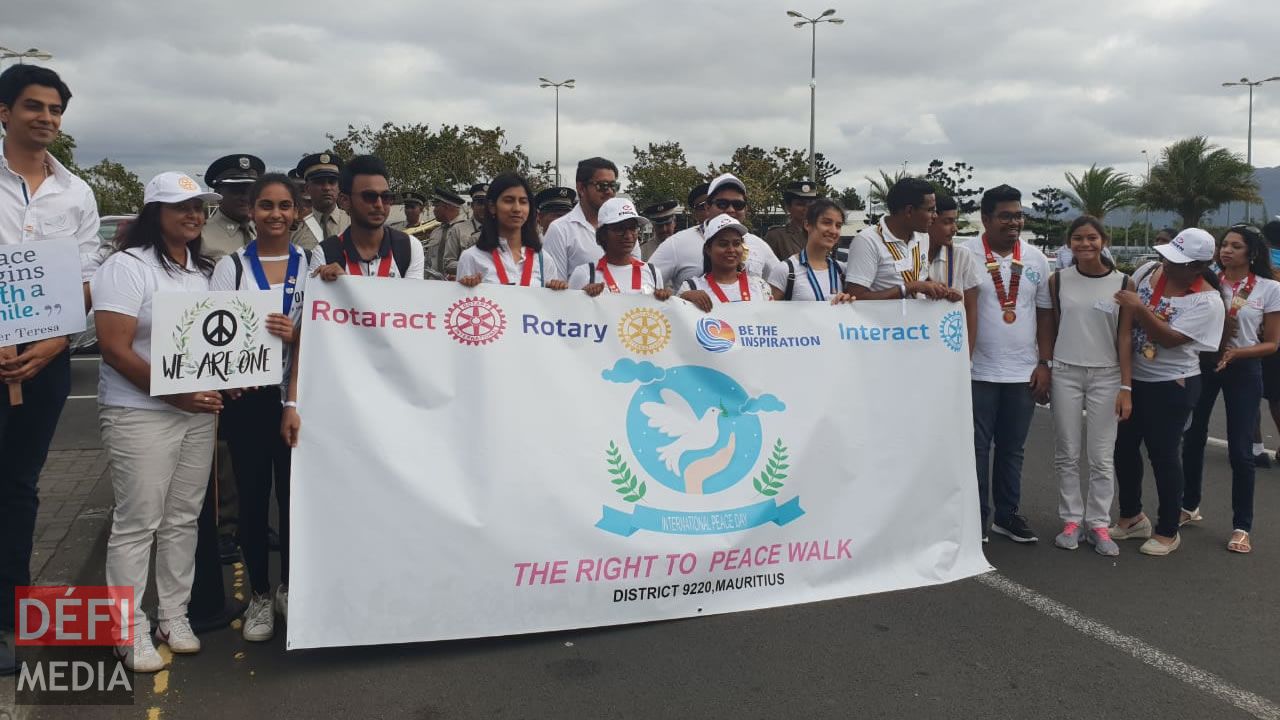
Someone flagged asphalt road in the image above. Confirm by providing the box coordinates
[10,357,1279,719]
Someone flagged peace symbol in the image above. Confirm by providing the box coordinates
[202,309,238,347]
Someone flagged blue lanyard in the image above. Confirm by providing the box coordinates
[799,249,840,300]
[243,242,302,315]
[945,245,954,288]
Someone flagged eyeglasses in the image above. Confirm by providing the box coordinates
[358,191,396,205]
[590,181,621,193]
[995,211,1025,222]
[712,199,748,211]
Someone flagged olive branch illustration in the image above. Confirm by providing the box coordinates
[752,439,789,497]
[172,298,213,376]
[605,441,647,503]
[230,297,260,356]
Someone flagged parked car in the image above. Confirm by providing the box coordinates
[70,215,135,354]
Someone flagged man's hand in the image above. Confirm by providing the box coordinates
[583,283,605,297]
[1029,363,1052,403]
[281,406,301,447]
[315,263,345,282]
[907,280,954,300]
[0,337,69,383]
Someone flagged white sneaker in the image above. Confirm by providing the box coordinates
[274,584,288,620]
[242,593,275,642]
[116,630,166,673]
[155,616,201,654]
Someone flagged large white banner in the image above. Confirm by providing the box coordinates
[289,279,990,649]
[149,290,282,394]
[0,238,86,347]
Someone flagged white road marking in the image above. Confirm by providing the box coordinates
[68,395,98,400]
[977,572,1280,720]
[71,356,100,362]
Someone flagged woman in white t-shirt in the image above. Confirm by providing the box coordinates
[208,174,308,641]
[769,198,855,304]
[457,172,568,290]
[91,172,223,672]
[1047,217,1133,557]
[678,214,774,312]
[569,197,671,300]
[1181,224,1279,554]
[1111,228,1226,557]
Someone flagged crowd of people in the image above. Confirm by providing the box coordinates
[2,63,1275,675]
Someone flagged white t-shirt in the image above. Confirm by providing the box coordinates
[769,252,846,301]
[844,219,931,292]
[540,204,640,281]
[682,273,774,304]
[1220,274,1280,349]
[308,231,425,279]
[962,238,1053,383]
[91,247,211,411]
[648,222,781,290]
[456,240,552,287]
[928,244,982,292]
[567,260,663,294]
[1130,262,1226,382]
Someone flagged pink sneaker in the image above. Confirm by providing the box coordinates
[1054,522,1083,550]
[1088,526,1119,556]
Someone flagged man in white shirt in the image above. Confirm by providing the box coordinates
[649,173,781,290]
[0,64,101,675]
[929,193,982,353]
[541,157,636,281]
[844,177,952,301]
[964,185,1054,545]
[311,155,424,280]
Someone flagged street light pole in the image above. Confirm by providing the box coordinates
[787,10,843,184]
[538,78,575,187]
[1222,76,1280,223]
[0,46,53,65]
[1141,149,1151,242]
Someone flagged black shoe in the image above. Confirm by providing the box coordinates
[1255,452,1272,469]
[219,535,241,564]
[267,526,281,552]
[991,515,1038,543]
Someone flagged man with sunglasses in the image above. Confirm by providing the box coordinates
[291,152,349,251]
[542,157,640,281]
[649,173,781,290]
[201,153,264,260]
[442,182,488,278]
[310,155,423,280]
[764,180,819,260]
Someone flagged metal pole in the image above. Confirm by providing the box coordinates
[1246,84,1254,222]
[554,86,561,188]
[809,22,817,184]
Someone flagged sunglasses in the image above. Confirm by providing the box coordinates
[356,191,396,205]
[712,199,748,211]
[589,181,621,193]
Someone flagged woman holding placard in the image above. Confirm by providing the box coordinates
[208,173,307,640]
[568,197,671,300]
[456,172,568,290]
[91,172,222,671]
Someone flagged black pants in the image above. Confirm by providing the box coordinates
[1183,356,1260,532]
[1115,376,1200,538]
[223,388,290,594]
[0,350,70,630]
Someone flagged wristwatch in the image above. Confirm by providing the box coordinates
[1037,360,1052,368]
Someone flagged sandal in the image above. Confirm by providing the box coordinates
[1179,507,1203,527]
[1227,530,1252,554]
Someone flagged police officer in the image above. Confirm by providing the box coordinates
[639,200,679,260]
[423,187,466,276]
[688,181,711,225]
[764,180,819,260]
[396,190,428,235]
[286,169,311,230]
[290,152,349,250]
[201,154,264,260]
[442,182,488,277]
[535,186,576,235]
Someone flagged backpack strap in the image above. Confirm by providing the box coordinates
[231,253,244,289]
[588,263,596,285]
[319,235,344,266]
[303,247,312,266]
[648,264,657,286]
[1050,268,1063,340]
[684,278,697,292]
[387,228,413,278]
[783,259,796,301]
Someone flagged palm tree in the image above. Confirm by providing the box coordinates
[865,169,908,208]
[1063,165,1134,220]
[1134,136,1260,229]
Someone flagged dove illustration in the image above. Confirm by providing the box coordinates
[640,389,723,476]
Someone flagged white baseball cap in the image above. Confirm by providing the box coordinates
[707,172,747,199]
[597,197,648,227]
[144,172,222,206]
[703,213,749,241]
[1156,228,1216,264]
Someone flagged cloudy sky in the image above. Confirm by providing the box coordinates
[6,0,1279,204]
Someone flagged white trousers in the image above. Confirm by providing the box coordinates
[1051,362,1121,528]
[99,406,215,632]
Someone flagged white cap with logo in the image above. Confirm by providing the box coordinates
[703,213,750,241]
[597,197,648,227]
[707,173,747,199]
[1155,228,1216,264]
[144,172,222,206]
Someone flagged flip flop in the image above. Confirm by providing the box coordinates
[1227,530,1252,554]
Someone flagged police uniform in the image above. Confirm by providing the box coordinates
[423,187,466,276]
[201,154,264,260]
[442,182,488,277]
[290,153,349,251]
[535,186,576,235]
[639,200,679,261]
[763,180,818,261]
[395,190,428,235]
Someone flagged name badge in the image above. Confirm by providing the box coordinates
[1094,300,1119,314]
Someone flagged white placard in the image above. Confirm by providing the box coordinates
[149,290,283,394]
[0,238,86,348]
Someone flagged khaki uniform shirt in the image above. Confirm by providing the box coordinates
[290,207,350,251]
[442,216,482,276]
[201,209,254,261]
[764,221,807,261]
[423,218,463,276]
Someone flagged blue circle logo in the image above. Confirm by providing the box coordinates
[695,316,736,353]
[939,311,964,353]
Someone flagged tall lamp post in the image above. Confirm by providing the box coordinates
[1141,149,1151,243]
[787,9,843,184]
[0,46,53,65]
[538,78,575,187]
[1222,76,1279,223]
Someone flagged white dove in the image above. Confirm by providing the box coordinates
[640,389,723,476]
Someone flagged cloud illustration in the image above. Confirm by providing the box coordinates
[739,394,786,415]
[601,359,666,385]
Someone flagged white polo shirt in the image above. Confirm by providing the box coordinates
[769,252,846,301]
[648,221,781,290]
[540,204,641,282]
[844,219,931,292]
[567,260,663,294]
[962,237,1053,383]
[682,273,774,303]
[1,151,101,281]
[457,239,552,286]
[928,244,983,292]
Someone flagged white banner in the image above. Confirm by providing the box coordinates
[289,279,990,649]
[0,238,86,348]
[149,290,282,394]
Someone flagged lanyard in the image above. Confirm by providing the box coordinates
[875,223,921,284]
[982,235,1023,321]
[599,258,643,293]
[1220,272,1258,318]
[799,248,840,301]
[243,242,302,315]
[1147,270,1205,316]
[341,230,393,277]
[706,272,750,303]
[492,246,536,286]
[944,245,954,288]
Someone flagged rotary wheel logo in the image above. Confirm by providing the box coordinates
[445,296,507,346]
[617,308,671,355]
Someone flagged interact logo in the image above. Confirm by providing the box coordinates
[695,317,736,353]
[617,308,671,355]
[444,296,507,346]
[939,311,964,353]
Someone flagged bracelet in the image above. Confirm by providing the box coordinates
[283,401,298,409]
[1119,385,1132,392]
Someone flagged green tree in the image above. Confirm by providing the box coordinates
[1134,136,1260,229]
[1028,187,1070,243]
[327,122,536,194]
[1063,164,1134,220]
[833,186,865,211]
[49,132,78,171]
[924,159,984,215]
[624,141,704,210]
[865,169,907,208]
[82,159,144,215]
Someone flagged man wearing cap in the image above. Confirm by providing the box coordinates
[290,152,349,251]
[535,186,577,235]
[201,154,264,260]
[639,200,679,260]
[542,157,639,281]
[764,180,819,260]
[441,182,488,277]
[649,173,781,290]
[688,182,711,225]
[286,169,311,231]
[394,190,427,235]
[423,187,466,277]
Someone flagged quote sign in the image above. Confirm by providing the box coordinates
[149,290,283,395]
[0,238,87,348]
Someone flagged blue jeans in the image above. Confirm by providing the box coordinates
[1182,356,1260,532]
[972,380,1035,531]
[0,349,71,630]
[1115,376,1200,538]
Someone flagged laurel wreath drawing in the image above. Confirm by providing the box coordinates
[230,297,260,354]
[606,441,647,503]
[752,439,789,497]
[172,298,213,375]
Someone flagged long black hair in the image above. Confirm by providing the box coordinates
[1065,215,1115,270]
[476,172,541,253]
[116,202,215,276]
[1223,224,1275,280]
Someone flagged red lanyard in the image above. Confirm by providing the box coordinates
[982,235,1022,322]
[706,272,750,303]
[599,258,643,293]
[491,246,535,286]
[1220,272,1258,318]
[345,249,393,277]
[1148,270,1205,316]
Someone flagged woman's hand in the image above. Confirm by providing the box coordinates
[583,283,605,297]
[281,406,301,448]
[265,313,295,343]
[1113,289,1144,311]
[654,289,673,301]
[1216,347,1242,372]
[457,273,483,287]
[1115,388,1132,421]
[545,279,569,291]
[830,293,856,305]
[315,263,345,282]
[164,391,223,414]
[679,290,713,313]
